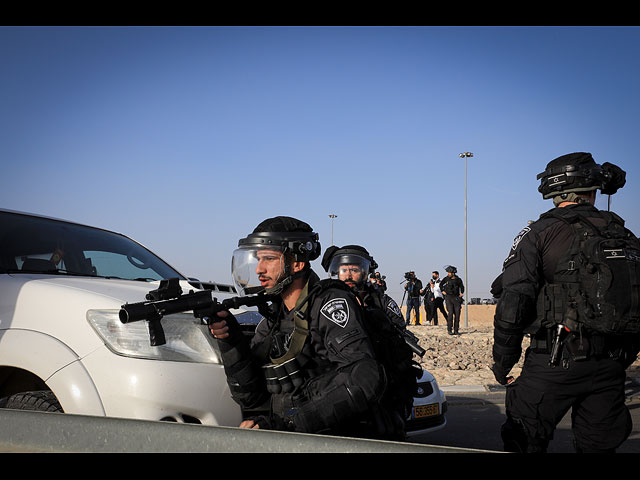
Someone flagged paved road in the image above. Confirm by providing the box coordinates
[410,380,640,453]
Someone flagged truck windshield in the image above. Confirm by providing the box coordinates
[0,211,185,282]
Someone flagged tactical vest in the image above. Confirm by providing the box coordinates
[536,207,640,336]
[258,277,322,395]
[259,278,420,416]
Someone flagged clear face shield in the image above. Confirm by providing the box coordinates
[327,254,371,289]
[232,246,288,296]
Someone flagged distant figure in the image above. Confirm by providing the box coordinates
[440,265,464,335]
[403,271,423,326]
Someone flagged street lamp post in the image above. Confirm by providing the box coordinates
[328,214,338,245]
[459,152,473,328]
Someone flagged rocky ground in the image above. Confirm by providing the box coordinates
[404,306,640,388]
[408,323,523,387]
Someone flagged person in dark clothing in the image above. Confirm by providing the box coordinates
[491,152,640,453]
[404,271,423,326]
[322,245,405,330]
[440,266,464,335]
[209,216,386,437]
[422,271,447,326]
[368,272,387,293]
[421,279,435,325]
[321,244,421,438]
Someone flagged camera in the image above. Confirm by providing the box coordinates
[404,271,415,282]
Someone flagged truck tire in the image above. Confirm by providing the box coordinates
[0,390,63,413]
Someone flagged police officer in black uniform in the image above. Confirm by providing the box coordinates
[321,244,405,330]
[321,244,422,438]
[440,265,464,335]
[209,216,386,437]
[491,152,640,453]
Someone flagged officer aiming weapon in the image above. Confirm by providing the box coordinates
[119,277,274,346]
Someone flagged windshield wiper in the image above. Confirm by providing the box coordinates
[4,268,97,277]
[2,268,161,282]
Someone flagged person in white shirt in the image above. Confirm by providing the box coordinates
[422,271,447,325]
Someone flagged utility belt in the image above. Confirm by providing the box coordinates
[530,327,626,361]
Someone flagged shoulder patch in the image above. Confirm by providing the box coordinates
[511,226,531,251]
[387,298,402,317]
[320,298,350,327]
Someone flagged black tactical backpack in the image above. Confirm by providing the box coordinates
[308,279,421,416]
[538,208,640,335]
[361,303,422,417]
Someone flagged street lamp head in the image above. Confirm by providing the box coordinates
[459,152,474,158]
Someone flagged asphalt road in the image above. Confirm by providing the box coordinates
[410,381,640,453]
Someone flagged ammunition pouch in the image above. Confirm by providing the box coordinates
[263,353,311,394]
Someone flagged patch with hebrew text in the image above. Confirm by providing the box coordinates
[320,298,350,327]
[511,226,531,251]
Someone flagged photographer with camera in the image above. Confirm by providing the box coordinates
[403,271,423,326]
[369,271,387,292]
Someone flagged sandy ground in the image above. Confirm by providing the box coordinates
[402,304,496,328]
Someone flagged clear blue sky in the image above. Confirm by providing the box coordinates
[1,26,639,303]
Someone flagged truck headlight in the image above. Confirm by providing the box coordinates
[87,309,222,364]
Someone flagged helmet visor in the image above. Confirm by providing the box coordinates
[327,254,371,287]
[231,246,286,296]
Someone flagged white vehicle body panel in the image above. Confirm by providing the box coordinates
[0,210,243,427]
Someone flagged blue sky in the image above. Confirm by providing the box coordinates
[1,26,639,303]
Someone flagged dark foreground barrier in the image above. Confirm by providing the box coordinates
[0,408,493,453]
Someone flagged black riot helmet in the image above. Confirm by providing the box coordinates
[537,152,626,200]
[444,265,457,274]
[232,216,321,295]
[321,244,378,288]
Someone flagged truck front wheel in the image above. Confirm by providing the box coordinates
[0,390,63,413]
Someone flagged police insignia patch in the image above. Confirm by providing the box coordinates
[320,298,350,327]
[511,226,531,251]
[388,299,402,317]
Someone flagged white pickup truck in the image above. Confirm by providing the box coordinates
[0,209,245,427]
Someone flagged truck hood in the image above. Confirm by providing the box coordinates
[6,275,236,307]
[0,274,237,359]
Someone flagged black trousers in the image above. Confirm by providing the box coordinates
[405,297,421,325]
[444,296,462,333]
[502,348,632,453]
[431,297,447,326]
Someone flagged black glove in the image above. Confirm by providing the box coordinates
[490,363,513,386]
[250,412,294,431]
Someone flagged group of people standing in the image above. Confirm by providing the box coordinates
[403,267,465,335]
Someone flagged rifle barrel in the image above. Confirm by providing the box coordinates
[119,290,213,323]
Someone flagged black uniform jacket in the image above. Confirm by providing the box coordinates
[219,270,384,433]
[440,275,464,296]
[492,203,639,373]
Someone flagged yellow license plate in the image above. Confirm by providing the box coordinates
[413,403,439,418]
